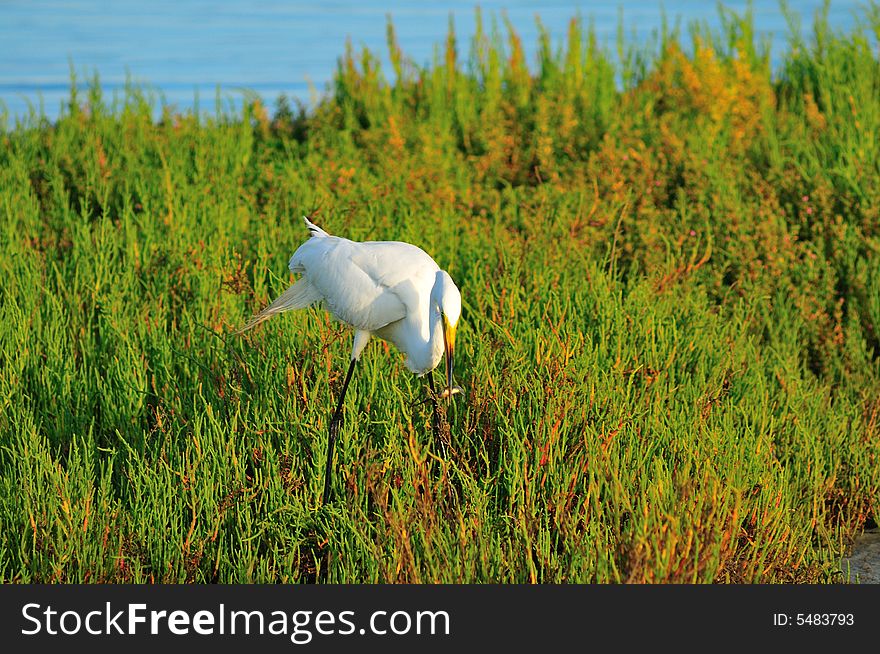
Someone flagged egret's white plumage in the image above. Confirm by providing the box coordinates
[240,216,461,374]
[238,216,462,503]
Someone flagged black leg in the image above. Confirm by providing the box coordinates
[426,373,441,441]
[426,372,449,458]
[323,358,357,505]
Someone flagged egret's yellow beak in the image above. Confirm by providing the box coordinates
[443,317,457,397]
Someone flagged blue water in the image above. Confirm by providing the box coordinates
[0,1,865,122]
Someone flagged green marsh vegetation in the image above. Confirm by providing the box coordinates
[1,4,878,583]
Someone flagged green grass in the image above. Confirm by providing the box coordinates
[1,3,879,583]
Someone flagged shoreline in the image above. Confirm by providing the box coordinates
[840,530,880,584]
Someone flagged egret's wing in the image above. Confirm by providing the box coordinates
[348,241,440,324]
[350,241,440,289]
[289,237,409,331]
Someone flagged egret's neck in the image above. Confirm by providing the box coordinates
[380,271,452,376]
[426,300,445,370]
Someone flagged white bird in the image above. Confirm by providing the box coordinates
[238,216,463,504]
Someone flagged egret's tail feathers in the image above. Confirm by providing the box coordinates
[303,215,330,238]
[235,279,320,334]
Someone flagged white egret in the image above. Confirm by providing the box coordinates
[237,216,463,504]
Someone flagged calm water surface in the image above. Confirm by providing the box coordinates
[0,1,865,121]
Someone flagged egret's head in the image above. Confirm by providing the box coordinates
[436,270,462,398]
